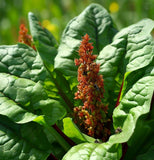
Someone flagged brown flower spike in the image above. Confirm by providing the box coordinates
[18,24,36,50]
[74,34,110,141]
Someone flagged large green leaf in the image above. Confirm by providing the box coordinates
[97,18,154,114]
[28,13,74,113]
[28,12,58,72]
[136,145,154,160]
[63,117,95,144]
[110,65,154,144]
[54,3,117,76]
[121,94,154,159]
[123,115,154,159]
[100,18,154,158]
[62,142,122,160]
[62,19,154,160]
[0,44,48,82]
[0,115,52,160]
[0,44,66,124]
[0,43,68,159]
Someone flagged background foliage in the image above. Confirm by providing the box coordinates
[0,0,154,45]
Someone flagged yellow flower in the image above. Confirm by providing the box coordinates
[109,2,119,13]
[42,20,57,33]
[42,20,59,40]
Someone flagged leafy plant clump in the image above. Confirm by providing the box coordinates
[0,3,154,160]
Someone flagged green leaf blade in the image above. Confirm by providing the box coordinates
[97,18,154,114]
[0,44,48,82]
[63,117,95,144]
[28,13,74,113]
[55,3,117,76]
[0,115,52,160]
[62,142,122,160]
[28,12,58,71]
[0,44,66,124]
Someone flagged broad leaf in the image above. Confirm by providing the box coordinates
[0,43,68,159]
[0,44,66,124]
[28,13,74,113]
[110,66,154,144]
[100,18,154,158]
[136,145,154,160]
[54,3,117,76]
[0,44,48,82]
[0,115,52,160]
[63,117,95,144]
[63,142,122,160]
[28,12,58,72]
[122,97,154,159]
[123,117,154,159]
[97,18,154,114]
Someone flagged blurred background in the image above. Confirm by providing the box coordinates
[0,0,154,45]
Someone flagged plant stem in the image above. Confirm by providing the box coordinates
[44,123,71,151]
[120,143,128,160]
[52,124,76,146]
[47,153,58,160]
[115,78,124,107]
[45,65,73,113]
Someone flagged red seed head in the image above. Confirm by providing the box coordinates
[74,34,110,141]
[18,24,36,50]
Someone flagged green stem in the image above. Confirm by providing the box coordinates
[45,64,73,113]
[34,116,71,151]
[44,123,71,151]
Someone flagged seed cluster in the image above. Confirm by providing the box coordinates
[18,24,36,50]
[74,34,110,141]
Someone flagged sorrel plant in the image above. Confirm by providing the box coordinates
[0,3,153,160]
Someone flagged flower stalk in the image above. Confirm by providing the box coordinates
[74,34,110,141]
[18,24,36,50]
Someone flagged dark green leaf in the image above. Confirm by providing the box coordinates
[28,12,58,72]
[107,19,154,145]
[136,145,154,160]
[0,44,48,82]
[123,117,154,159]
[55,3,117,76]
[28,13,74,113]
[0,72,66,125]
[0,44,66,124]
[0,115,52,160]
